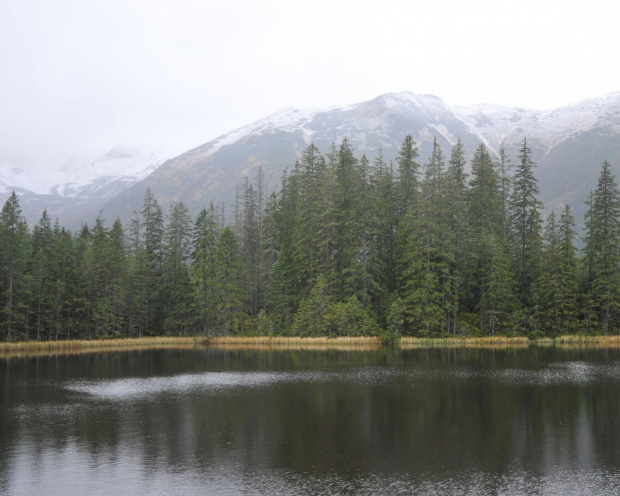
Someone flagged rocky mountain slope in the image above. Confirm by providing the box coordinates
[103,91,620,227]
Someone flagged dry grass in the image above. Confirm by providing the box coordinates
[210,336,378,345]
[552,335,620,349]
[3,334,620,358]
[399,336,530,349]
[0,344,202,360]
[555,334,620,344]
[209,336,381,351]
[0,336,205,356]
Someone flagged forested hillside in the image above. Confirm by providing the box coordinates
[1,137,619,341]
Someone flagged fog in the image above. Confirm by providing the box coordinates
[1,0,619,165]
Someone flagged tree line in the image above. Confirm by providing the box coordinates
[1,136,619,341]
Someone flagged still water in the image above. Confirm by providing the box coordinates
[2,347,620,495]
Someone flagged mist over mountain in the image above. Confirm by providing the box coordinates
[0,146,178,225]
[2,91,620,228]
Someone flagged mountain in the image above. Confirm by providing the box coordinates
[3,91,620,227]
[453,92,620,221]
[102,91,620,227]
[100,93,483,223]
[0,146,177,225]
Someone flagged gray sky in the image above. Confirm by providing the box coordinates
[1,0,619,162]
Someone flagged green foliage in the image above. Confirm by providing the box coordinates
[508,138,543,328]
[582,161,620,334]
[539,207,580,334]
[466,145,514,335]
[292,277,379,337]
[212,226,247,335]
[387,296,405,334]
[0,191,31,340]
[191,205,219,334]
[323,297,380,336]
[292,274,334,336]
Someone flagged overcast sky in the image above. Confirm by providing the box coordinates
[1,0,619,162]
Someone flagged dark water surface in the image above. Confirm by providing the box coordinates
[2,347,620,495]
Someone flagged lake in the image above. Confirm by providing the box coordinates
[1,346,620,495]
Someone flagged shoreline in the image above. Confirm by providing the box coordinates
[1,334,620,358]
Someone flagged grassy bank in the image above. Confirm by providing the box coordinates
[0,336,205,354]
[209,336,381,351]
[399,336,531,349]
[2,335,620,358]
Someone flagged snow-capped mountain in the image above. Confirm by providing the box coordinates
[0,146,178,225]
[100,90,620,228]
[188,92,473,162]
[54,146,173,198]
[0,146,173,198]
[154,90,620,168]
[3,90,620,227]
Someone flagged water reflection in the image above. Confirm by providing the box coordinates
[2,348,620,495]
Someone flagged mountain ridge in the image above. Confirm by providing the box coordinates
[2,90,620,227]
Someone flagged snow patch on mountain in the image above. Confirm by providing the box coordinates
[56,146,174,198]
[380,92,449,120]
[452,91,620,152]
[199,106,328,157]
[428,124,458,146]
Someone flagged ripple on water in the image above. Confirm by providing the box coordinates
[5,445,620,496]
[64,360,620,401]
[489,361,620,386]
[216,467,620,496]
[65,368,394,400]
[398,360,620,386]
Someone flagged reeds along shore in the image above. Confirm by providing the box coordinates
[2,335,620,358]
[0,336,202,353]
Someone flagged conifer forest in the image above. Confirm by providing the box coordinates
[1,136,619,342]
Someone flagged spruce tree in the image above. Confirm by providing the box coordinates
[445,139,469,334]
[395,134,421,215]
[191,205,219,334]
[163,201,194,334]
[393,136,422,322]
[558,206,579,333]
[31,210,53,340]
[496,148,512,237]
[125,210,148,337]
[107,218,127,336]
[582,161,620,334]
[49,223,76,340]
[467,145,514,334]
[333,138,364,301]
[240,174,264,318]
[267,169,299,330]
[508,138,543,331]
[368,149,397,323]
[88,214,113,338]
[260,192,279,315]
[213,226,246,334]
[141,188,165,332]
[540,207,579,334]
[0,192,30,340]
[399,138,448,335]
